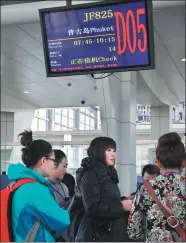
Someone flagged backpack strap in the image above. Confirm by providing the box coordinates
[144,181,186,242]
[24,220,40,242]
[9,178,36,191]
[8,178,37,242]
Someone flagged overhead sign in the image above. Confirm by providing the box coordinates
[39,0,155,77]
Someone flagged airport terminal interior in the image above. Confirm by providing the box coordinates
[1,0,185,195]
[1,0,186,189]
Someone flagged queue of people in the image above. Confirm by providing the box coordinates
[1,130,186,242]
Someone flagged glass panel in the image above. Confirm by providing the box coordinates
[38,119,47,131]
[69,118,74,128]
[80,114,85,123]
[62,147,67,155]
[87,108,95,117]
[55,113,61,123]
[31,117,38,131]
[62,126,67,131]
[55,109,61,115]
[80,108,85,113]
[85,108,90,115]
[85,125,90,130]
[68,149,73,160]
[85,116,90,125]
[62,116,67,126]
[54,124,61,131]
[53,145,62,150]
[62,109,68,116]
[90,118,95,127]
[80,123,85,130]
[38,109,47,118]
[69,109,74,119]
[34,110,39,116]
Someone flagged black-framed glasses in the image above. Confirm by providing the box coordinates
[46,157,57,164]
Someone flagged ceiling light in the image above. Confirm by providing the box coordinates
[181,58,185,62]
[23,91,29,94]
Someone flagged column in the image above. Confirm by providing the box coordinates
[96,72,137,196]
[75,109,80,130]
[151,106,172,140]
[119,72,137,196]
[47,109,53,131]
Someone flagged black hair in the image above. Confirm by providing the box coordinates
[142,164,160,177]
[53,149,67,167]
[62,173,75,196]
[87,137,116,163]
[18,130,53,167]
[156,132,186,169]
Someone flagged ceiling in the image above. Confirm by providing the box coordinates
[1,1,185,109]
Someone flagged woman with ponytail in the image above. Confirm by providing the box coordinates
[7,130,70,242]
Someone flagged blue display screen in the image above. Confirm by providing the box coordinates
[40,0,154,76]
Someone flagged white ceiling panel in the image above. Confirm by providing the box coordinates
[153,7,185,43]
[1,72,33,84]
[1,78,49,95]
[2,87,46,108]
[18,23,43,43]
[1,37,32,58]
[13,55,47,76]
[1,25,43,55]
[137,72,164,106]
[35,55,45,62]
[1,79,68,108]
[2,56,47,82]
[153,7,185,80]
[153,30,185,100]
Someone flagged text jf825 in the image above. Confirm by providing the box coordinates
[83,8,147,54]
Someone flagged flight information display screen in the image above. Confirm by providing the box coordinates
[39,0,154,77]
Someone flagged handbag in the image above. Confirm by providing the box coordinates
[144,181,186,242]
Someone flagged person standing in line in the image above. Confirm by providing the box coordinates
[62,172,75,197]
[48,149,70,208]
[126,164,160,200]
[76,137,133,242]
[128,132,186,242]
[8,130,70,242]
[141,164,160,182]
[181,159,186,177]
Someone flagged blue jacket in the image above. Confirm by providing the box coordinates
[8,163,70,242]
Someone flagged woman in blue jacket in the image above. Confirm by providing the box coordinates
[8,130,70,242]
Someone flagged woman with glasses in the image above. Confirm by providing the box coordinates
[7,130,70,242]
[48,149,70,208]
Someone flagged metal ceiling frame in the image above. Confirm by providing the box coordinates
[0,0,48,6]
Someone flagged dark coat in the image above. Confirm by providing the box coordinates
[75,157,132,242]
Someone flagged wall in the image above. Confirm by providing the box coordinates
[1,93,37,112]
[0,112,14,172]
[1,112,14,144]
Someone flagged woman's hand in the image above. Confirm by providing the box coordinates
[126,195,135,200]
[121,199,133,211]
